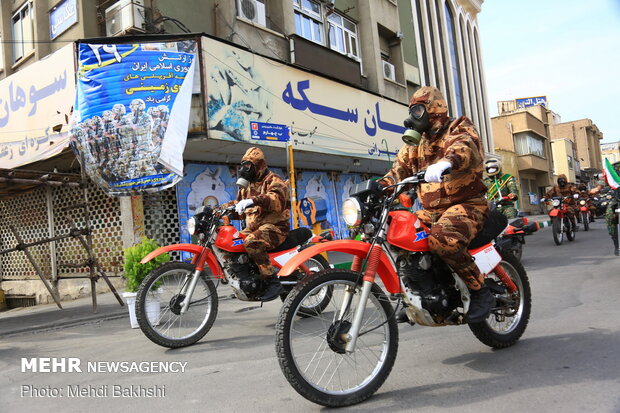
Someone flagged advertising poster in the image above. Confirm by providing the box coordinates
[70,41,197,196]
[0,44,75,168]
[203,37,405,161]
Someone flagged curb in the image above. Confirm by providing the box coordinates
[536,220,552,229]
[0,310,128,338]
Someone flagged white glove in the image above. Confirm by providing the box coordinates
[235,199,254,214]
[424,161,452,183]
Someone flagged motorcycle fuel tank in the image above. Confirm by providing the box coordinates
[386,211,430,252]
[215,225,246,253]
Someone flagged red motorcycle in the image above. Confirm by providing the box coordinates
[136,205,333,348]
[275,171,530,407]
[542,195,578,245]
[577,197,592,231]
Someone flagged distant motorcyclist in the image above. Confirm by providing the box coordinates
[603,161,620,256]
[380,86,493,324]
[544,174,579,226]
[483,158,519,218]
[225,147,291,300]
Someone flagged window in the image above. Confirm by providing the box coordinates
[515,132,546,158]
[445,3,464,117]
[567,155,574,169]
[327,13,359,60]
[293,0,323,44]
[12,2,34,63]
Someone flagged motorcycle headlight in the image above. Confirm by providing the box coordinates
[552,199,560,207]
[188,217,196,235]
[579,200,586,205]
[342,197,362,227]
[602,201,608,207]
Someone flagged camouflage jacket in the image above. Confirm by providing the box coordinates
[230,147,291,233]
[545,175,578,205]
[382,116,487,210]
[483,174,518,203]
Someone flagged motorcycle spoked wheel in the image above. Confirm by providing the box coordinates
[276,269,398,407]
[565,216,575,241]
[552,217,563,245]
[280,252,333,317]
[469,251,531,349]
[136,262,219,348]
[582,212,589,231]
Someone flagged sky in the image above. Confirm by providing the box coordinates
[478,0,620,143]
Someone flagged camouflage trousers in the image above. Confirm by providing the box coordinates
[242,223,288,277]
[417,202,489,290]
[498,205,518,219]
[605,200,618,237]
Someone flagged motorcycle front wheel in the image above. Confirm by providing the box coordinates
[136,262,219,348]
[552,217,563,245]
[565,216,575,241]
[469,251,531,348]
[276,269,398,407]
[582,212,589,231]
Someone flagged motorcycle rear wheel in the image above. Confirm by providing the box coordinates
[276,269,398,407]
[136,262,219,348]
[582,212,589,231]
[469,251,531,349]
[280,252,333,317]
[552,217,563,245]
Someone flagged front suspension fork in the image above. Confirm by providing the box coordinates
[338,245,384,353]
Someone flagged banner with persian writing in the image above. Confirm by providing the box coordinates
[71,41,196,196]
[0,44,75,168]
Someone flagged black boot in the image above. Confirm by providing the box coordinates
[466,285,495,324]
[259,277,283,302]
[613,236,620,256]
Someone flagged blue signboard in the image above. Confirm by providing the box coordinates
[50,0,78,40]
[250,121,290,142]
[515,96,547,109]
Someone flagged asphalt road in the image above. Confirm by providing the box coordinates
[1,220,619,413]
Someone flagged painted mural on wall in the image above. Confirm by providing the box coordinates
[202,37,406,161]
[295,171,338,234]
[70,40,197,196]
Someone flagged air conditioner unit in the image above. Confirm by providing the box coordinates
[382,60,396,82]
[105,0,146,36]
[237,0,266,27]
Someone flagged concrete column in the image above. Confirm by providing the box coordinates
[120,195,145,248]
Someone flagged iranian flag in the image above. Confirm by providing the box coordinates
[603,158,620,189]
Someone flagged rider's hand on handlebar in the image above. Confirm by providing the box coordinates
[424,161,452,183]
[235,199,254,214]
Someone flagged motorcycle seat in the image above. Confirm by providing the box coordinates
[269,227,313,253]
[468,210,508,250]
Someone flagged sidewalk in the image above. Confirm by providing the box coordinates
[0,292,128,338]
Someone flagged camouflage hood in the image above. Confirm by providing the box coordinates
[409,86,450,138]
[241,147,269,182]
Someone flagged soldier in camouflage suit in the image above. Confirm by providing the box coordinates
[227,147,291,300]
[380,86,493,323]
[544,174,579,227]
[483,158,519,218]
[604,161,620,255]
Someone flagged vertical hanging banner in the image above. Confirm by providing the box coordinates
[71,41,197,196]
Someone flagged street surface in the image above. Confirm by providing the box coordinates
[1,220,619,413]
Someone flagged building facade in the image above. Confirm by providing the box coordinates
[0,0,494,303]
[601,141,620,164]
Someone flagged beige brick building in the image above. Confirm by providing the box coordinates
[549,119,603,184]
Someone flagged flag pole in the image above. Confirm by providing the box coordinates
[288,141,299,229]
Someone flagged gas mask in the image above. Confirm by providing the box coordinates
[236,161,256,188]
[402,104,431,146]
[558,178,567,187]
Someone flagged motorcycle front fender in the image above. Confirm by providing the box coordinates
[277,240,401,294]
[140,243,223,278]
[549,209,560,217]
